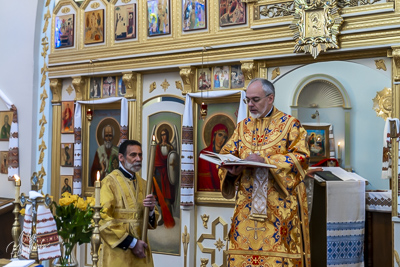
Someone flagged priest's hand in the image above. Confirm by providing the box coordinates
[223,165,245,176]
[143,194,156,211]
[244,153,265,163]
[131,240,148,258]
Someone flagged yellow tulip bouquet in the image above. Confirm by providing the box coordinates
[51,192,95,267]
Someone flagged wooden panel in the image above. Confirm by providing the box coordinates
[0,198,14,259]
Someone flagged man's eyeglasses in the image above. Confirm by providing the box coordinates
[243,94,272,104]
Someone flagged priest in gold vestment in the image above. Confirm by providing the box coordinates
[219,78,311,267]
[99,140,159,267]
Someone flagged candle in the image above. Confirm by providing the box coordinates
[142,135,157,241]
[337,142,341,160]
[14,175,21,202]
[95,171,101,206]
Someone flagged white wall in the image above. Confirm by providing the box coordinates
[0,0,41,197]
[274,60,391,190]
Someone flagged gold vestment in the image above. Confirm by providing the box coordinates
[99,169,159,267]
[219,108,311,267]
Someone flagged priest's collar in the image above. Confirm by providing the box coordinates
[119,162,135,180]
[265,106,274,117]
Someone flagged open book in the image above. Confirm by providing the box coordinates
[199,151,276,168]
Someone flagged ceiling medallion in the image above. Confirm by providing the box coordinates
[290,0,343,59]
[372,87,392,120]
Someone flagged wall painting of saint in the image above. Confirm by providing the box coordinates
[212,66,230,90]
[115,4,136,40]
[147,0,171,36]
[88,110,121,187]
[148,111,181,255]
[102,76,117,98]
[61,101,74,134]
[197,102,238,192]
[61,143,74,167]
[219,0,246,27]
[84,9,104,45]
[182,0,207,31]
[55,14,74,48]
[0,151,8,174]
[60,175,73,195]
[0,111,13,141]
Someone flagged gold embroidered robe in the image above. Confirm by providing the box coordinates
[99,169,159,267]
[219,108,311,267]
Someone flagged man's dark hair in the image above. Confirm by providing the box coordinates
[64,178,69,183]
[119,140,142,156]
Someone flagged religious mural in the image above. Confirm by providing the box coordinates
[55,14,74,48]
[182,0,207,31]
[84,9,104,44]
[61,101,74,134]
[148,111,181,255]
[89,110,121,187]
[60,143,74,167]
[0,111,13,141]
[115,4,136,40]
[197,102,238,192]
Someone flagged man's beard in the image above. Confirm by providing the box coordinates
[125,161,142,173]
[250,105,270,119]
[104,140,112,149]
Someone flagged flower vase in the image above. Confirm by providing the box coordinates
[52,244,78,267]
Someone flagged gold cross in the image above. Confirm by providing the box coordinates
[246,221,266,240]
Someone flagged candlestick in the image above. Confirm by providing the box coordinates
[142,135,157,242]
[95,171,101,206]
[14,175,21,202]
[337,142,341,160]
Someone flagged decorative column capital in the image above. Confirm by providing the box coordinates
[49,78,62,103]
[122,72,138,99]
[389,47,400,82]
[71,76,87,101]
[179,66,196,95]
[240,60,257,88]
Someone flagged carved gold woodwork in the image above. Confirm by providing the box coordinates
[200,258,209,267]
[197,217,229,266]
[395,250,400,266]
[182,225,190,267]
[91,2,100,9]
[175,81,183,91]
[39,114,47,126]
[71,76,86,101]
[179,66,196,94]
[122,72,137,99]
[43,9,51,33]
[149,82,157,93]
[272,67,280,80]
[375,59,387,71]
[214,238,224,251]
[389,47,400,81]
[290,0,343,58]
[372,87,392,120]
[258,61,268,79]
[66,85,74,95]
[161,79,170,91]
[256,1,295,20]
[49,79,62,103]
[241,61,257,88]
[61,7,70,13]
[121,0,131,3]
[201,214,209,229]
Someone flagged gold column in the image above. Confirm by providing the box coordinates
[389,46,400,267]
[49,79,62,201]
[124,72,141,141]
[241,60,258,88]
[389,47,400,218]
[72,76,87,101]
[258,61,268,80]
[179,66,196,95]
